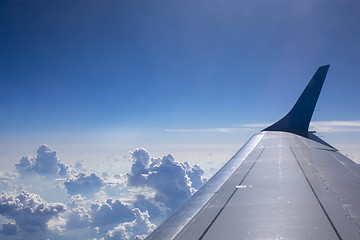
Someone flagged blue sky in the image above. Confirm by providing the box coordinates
[1,0,360,133]
[1,0,359,161]
[0,1,360,239]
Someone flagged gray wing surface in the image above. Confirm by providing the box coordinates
[146,65,360,240]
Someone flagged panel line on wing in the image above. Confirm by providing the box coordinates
[290,146,343,240]
[160,134,264,240]
[198,148,265,240]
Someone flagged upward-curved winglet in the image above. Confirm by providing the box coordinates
[263,65,330,135]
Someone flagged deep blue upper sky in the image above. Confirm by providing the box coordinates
[1,0,360,136]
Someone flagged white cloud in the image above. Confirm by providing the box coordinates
[166,128,245,133]
[64,197,135,230]
[15,145,73,177]
[184,162,207,189]
[0,172,18,190]
[74,160,87,172]
[64,173,104,196]
[166,120,360,133]
[239,123,270,128]
[309,120,360,132]
[127,149,206,213]
[90,199,134,226]
[1,145,208,239]
[133,195,161,220]
[0,221,17,236]
[105,208,156,240]
[65,206,91,229]
[0,191,66,233]
[102,174,128,198]
[47,216,66,232]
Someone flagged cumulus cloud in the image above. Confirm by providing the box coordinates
[127,149,151,187]
[0,172,18,190]
[74,160,87,172]
[47,216,66,232]
[133,195,160,220]
[64,195,92,229]
[3,146,207,239]
[0,191,66,233]
[58,162,71,176]
[66,194,86,209]
[15,145,72,177]
[15,156,35,174]
[0,221,17,236]
[65,198,134,230]
[103,174,127,198]
[90,199,134,226]
[64,173,104,196]
[66,206,91,229]
[34,145,60,174]
[184,162,207,189]
[127,149,206,212]
[105,208,156,240]
[147,154,193,211]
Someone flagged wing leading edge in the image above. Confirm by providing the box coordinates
[146,66,360,240]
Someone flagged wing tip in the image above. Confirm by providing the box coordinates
[263,65,330,134]
[320,64,330,69]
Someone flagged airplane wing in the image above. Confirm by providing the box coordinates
[146,65,360,240]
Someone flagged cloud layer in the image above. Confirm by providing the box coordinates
[0,191,66,233]
[309,120,360,132]
[2,145,207,239]
[167,120,360,133]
